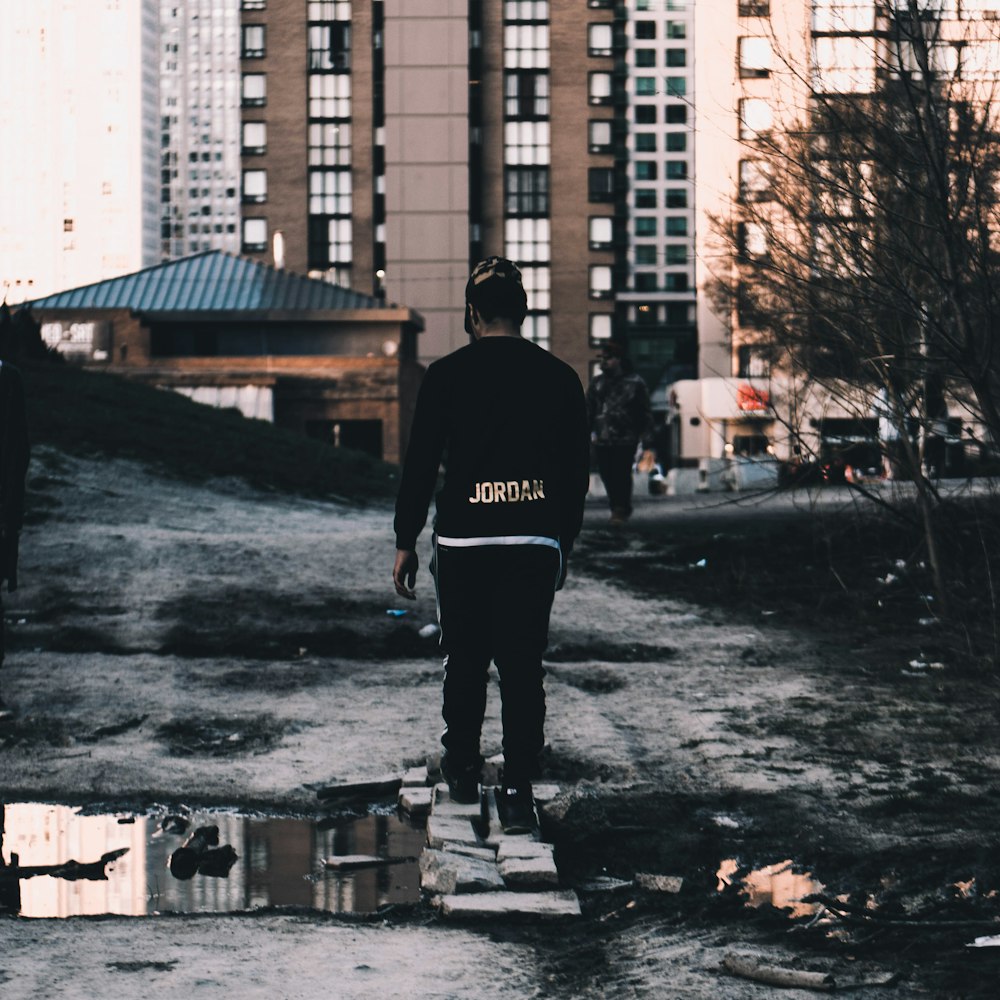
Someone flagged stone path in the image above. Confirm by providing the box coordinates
[399,759,581,920]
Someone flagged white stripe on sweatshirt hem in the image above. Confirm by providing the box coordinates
[435,534,560,550]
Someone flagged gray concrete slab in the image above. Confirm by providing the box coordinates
[420,849,504,895]
[399,785,433,816]
[439,890,581,919]
[498,855,559,887]
[426,815,481,849]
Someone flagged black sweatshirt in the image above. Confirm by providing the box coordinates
[394,336,590,553]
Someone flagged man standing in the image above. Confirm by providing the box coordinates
[392,257,590,834]
[0,347,30,714]
[587,340,653,525]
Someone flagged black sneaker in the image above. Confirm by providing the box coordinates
[496,783,536,835]
[441,753,481,804]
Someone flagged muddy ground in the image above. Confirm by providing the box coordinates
[1,447,998,999]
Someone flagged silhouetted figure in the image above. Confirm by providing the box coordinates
[0,309,29,712]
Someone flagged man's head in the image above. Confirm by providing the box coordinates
[464,256,528,337]
[598,339,627,374]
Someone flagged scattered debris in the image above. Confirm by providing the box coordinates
[1,847,129,884]
[316,776,403,805]
[84,714,149,742]
[967,934,1000,948]
[168,825,238,881]
[385,609,408,618]
[418,623,440,639]
[722,953,834,991]
[635,873,683,894]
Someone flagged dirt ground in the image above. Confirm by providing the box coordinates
[1,446,998,999]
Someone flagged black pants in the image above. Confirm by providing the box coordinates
[595,443,636,515]
[434,541,561,785]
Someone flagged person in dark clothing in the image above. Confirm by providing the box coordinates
[392,256,590,833]
[586,340,654,525]
[0,360,30,713]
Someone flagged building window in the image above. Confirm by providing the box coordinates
[664,273,688,291]
[634,274,657,291]
[635,245,657,266]
[635,189,657,208]
[309,168,352,215]
[505,121,551,165]
[666,49,686,67]
[505,70,550,118]
[309,122,352,167]
[242,217,267,252]
[590,313,613,344]
[665,160,688,179]
[739,158,771,201]
[636,77,657,96]
[739,37,772,78]
[506,217,551,262]
[505,166,550,215]
[666,217,688,236]
[242,122,267,155]
[739,1,770,14]
[635,161,657,181]
[635,105,656,124]
[635,49,655,67]
[665,188,687,208]
[241,73,266,107]
[666,133,687,152]
[588,167,615,202]
[516,266,550,316]
[241,24,266,58]
[242,170,267,203]
[590,265,613,298]
[635,21,656,39]
[588,23,613,56]
[242,0,267,9]
[739,97,773,138]
[309,73,351,118]
[589,119,613,153]
[308,216,352,269]
[737,344,771,378]
[589,71,613,104]
[665,245,688,265]
[504,23,550,69]
[665,77,686,97]
[737,221,768,260]
[665,105,687,124]
[635,133,656,152]
[667,20,686,38]
[635,217,656,236]
[308,23,351,72]
[589,216,613,248]
[309,1,351,18]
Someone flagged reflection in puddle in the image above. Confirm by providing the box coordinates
[1,802,425,918]
[717,858,824,918]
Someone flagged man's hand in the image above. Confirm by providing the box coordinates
[393,549,419,600]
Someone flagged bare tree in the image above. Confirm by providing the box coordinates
[710,4,1000,609]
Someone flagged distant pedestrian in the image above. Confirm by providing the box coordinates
[392,257,590,834]
[587,340,653,525]
[0,356,30,712]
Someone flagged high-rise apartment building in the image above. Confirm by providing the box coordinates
[234,0,698,385]
[160,0,243,259]
[0,0,160,303]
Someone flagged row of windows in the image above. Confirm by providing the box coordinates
[589,266,689,297]
[635,104,687,124]
[635,76,687,97]
[634,159,689,181]
[634,245,691,266]
[636,49,687,67]
[635,189,689,209]
[586,213,689,246]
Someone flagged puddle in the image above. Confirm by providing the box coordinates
[0,802,425,918]
[717,858,825,918]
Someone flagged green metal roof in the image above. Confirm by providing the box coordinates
[28,251,390,314]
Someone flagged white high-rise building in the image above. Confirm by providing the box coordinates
[159,0,242,260]
[0,0,160,303]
